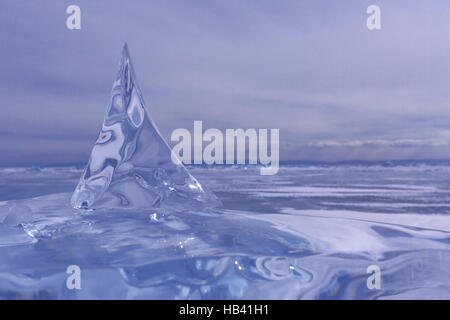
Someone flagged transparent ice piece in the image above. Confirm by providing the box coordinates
[71,44,220,210]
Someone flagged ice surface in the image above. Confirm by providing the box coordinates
[71,44,220,210]
[1,164,450,299]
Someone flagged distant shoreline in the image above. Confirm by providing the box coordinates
[3,159,450,169]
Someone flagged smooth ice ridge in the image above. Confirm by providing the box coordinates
[71,44,220,210]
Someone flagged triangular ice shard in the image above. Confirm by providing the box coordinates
[71,44,220,210]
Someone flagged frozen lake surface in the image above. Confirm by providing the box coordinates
[0,163,449,299]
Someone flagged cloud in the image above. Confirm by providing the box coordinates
[1,1,450,164]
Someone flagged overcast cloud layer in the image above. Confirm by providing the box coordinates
[1,0,450,165]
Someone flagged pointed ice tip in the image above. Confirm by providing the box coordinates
[122,42,130,57]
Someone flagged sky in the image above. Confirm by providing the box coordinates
[1,0,450,165]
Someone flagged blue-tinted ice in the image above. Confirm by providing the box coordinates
[71,44,219,210]
[1,164,450,299]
